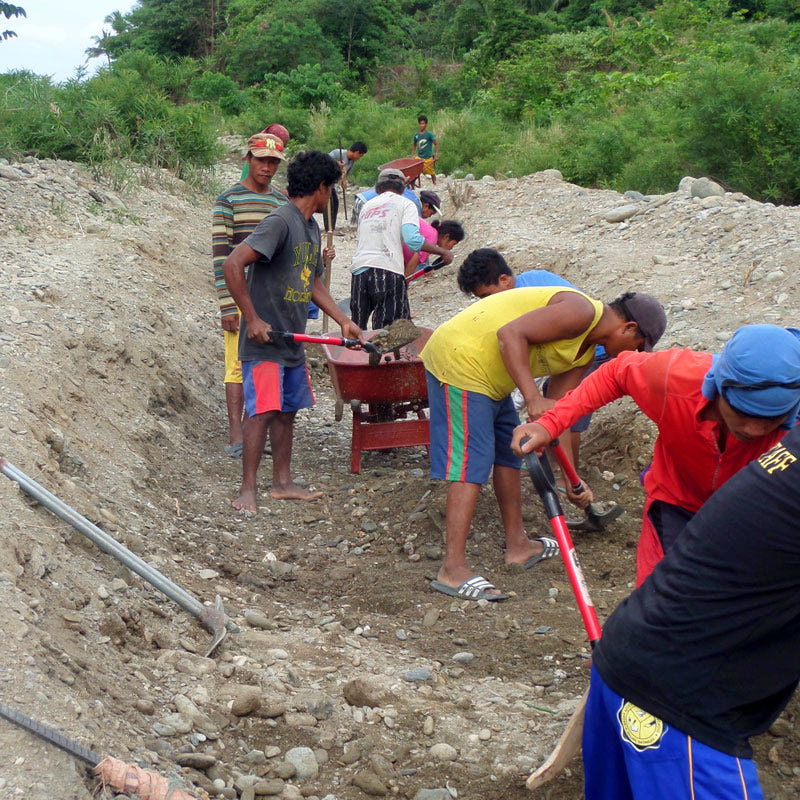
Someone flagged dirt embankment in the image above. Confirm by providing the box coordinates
[1,155,798,800]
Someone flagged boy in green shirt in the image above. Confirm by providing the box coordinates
[411,115,439,184]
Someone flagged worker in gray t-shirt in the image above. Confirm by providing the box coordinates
[323,141,367,233]
[222,151,363,513]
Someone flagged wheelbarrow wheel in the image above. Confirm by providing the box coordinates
[334,398,344,422]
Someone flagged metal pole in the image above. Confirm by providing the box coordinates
[0,458,219,634]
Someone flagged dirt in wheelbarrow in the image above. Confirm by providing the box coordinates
[1,155,799,800]
[370,319,423,353]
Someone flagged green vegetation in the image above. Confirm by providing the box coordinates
[2,0,800,203]
[1,2,25,42]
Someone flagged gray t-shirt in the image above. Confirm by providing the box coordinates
[328,148,355,176]
[240,203,324,366]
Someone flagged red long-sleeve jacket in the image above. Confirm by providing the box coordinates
[536,348,786,582]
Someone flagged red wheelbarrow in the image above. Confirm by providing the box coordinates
[321,328,432,473]
[379,157,426,187]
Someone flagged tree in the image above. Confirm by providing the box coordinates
[1,2,25,43]
[103,0,227,60]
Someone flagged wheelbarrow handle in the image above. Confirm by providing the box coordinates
[269,330,379,355]
[522,442,601,646]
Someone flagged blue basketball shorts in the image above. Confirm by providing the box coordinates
[583,666,763,800]
[241,360,314,417]
[426,371,521,484]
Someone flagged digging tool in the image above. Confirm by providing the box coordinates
[522,444,600,790]
[270,327,419,367]
[339,133,348,221]
[269,330,379,358]
[0,458,229,657]
[322,229,334,333]
[551,439,625,532]
[0,699,203,799]
[406,256,445,284]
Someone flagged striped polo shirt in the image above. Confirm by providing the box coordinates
[212,182,288,318]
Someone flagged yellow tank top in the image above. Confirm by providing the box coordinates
[421,287,603,400]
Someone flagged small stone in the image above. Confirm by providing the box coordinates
[604,204,639,223]
[135,699,156,715]
[402,668,431,683]
[343,676,393,707]
[423,716,434,735]
[231,686,261,716]
[254,777,285,796]
[691,177,725,198]
[451,652,474,665]
[353,771,388,796]
[284,746,318,780]
[478,728,491,741]
[197,569,219,580]
[422,608,440,627]
[395,629,407,641]
[244,610,273,629]
[769,718,793,737]
[247,749,267,765]
[274,761,296,779]
[429,742,458,761]
[413,791,451,800]
[342,740,361,764]
[176,752,217,770]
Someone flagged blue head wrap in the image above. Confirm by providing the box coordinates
[701,325,800,428]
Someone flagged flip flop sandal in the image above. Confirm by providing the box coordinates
[429,575,508,602]
[224,442,243,458]
[521,537,559,570]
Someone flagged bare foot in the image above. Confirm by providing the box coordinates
[504,537,544,566]
[232,489,257,514]
[270,482,323,501]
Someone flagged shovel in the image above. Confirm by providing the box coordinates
[551,439,625,532]
[271,326,420,367]
[0,457,230,657]
[406,256,446,284]
[268,330,387,366]
[522,444,600,790]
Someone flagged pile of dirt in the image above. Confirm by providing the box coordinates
[0,155,798,800]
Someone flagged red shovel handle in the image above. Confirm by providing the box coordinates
[523,444,601,645]
[269,331,379,355]
[551,439,584,495]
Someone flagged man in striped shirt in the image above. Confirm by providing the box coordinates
[212,133,288,457]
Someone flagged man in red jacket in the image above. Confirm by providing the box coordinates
[511,325,800,584]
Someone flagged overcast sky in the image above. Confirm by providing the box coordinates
[0,1,137,83]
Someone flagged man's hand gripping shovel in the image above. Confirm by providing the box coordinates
[522,440,601,790]
[551,439,626,533]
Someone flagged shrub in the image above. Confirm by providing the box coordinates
[190,71,247,116]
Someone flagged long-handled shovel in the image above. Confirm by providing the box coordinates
[0,458,230,658]
[522,444,600,790]
[406,256,445,284]
[269,328,419,367]
[551,439,625,532]
[0,699,202,799]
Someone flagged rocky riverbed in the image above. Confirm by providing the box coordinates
[0,150,798,800]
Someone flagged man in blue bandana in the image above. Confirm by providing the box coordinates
[513,324,800,583]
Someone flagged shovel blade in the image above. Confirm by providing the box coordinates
[567,503,625,533]
[526,690,587,790]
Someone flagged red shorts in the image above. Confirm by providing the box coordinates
[241,361,314,417]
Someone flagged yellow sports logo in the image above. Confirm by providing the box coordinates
[758,443,797,474]
[618,701,665,751]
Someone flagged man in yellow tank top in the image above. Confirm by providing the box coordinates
[421,248,666,601]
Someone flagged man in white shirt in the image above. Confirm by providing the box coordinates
[350,168,453,329]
